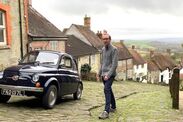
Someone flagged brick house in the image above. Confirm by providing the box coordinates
[113,41,133,81]
[65,35,98,73]
[129,46,148,83]
[27,3,67,52]
[0,0,29,71]
[65,16,103,73]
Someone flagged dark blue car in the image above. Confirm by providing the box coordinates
[0,50,83,109]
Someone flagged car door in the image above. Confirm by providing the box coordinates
[69,58,80,93]
[58,55,73,95]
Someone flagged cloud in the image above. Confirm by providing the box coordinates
[33,0,183,16]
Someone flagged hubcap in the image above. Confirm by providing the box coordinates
[49,90,56,106]
[77,86,82,99]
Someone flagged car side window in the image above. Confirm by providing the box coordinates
[72,59,78,71]
[60,56,72,69]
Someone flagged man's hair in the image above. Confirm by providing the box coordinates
[109,36,111,40]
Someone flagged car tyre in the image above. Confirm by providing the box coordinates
[42,85,57,109]
[0,94,11,103]
[73,83,82,100]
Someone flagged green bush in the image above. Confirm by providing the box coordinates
[80,64,91,80]
[80,64,91,73]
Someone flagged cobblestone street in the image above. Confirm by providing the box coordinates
[0,81,182,122]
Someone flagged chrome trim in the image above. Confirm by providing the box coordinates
[39,74,79,78]
[0,84,43,92]
[58,69,78,74]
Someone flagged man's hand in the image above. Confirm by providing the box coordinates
[96,74,100,81]
[104,75,109,81]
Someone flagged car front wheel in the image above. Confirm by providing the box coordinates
[73,83,82,100]
[0,94,11,103]
[42,85,57,109]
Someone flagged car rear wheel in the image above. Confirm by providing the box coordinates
[42,85,57,109]
[0,94,11,103]
[73,83,82,100]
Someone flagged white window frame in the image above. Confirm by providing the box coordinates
[0,10,7,46]
[50,41,57,51]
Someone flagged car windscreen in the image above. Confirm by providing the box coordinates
[21,52,59,66]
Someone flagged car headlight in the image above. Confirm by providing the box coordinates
[32,74,39,83]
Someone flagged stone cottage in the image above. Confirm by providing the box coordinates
[113,41,133,81]
[129,46,148,83]
[65,15,103,73]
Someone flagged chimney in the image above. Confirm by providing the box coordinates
[150,50,154,58]
[132,45,135,49]
[84,15,91,29]
[96,30,102,39]
[28,0,32,6]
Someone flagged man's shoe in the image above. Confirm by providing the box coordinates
[98,111,109,119]
[110,108,116,113]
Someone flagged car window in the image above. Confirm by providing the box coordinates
[21,52,59,66]
[60,56,72,69]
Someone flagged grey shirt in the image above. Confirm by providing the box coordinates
[98,44,118,78]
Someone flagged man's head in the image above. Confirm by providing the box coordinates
[102,30,111,46]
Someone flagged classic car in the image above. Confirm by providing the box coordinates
[0,50,83,109]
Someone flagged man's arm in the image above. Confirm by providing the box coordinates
[107,48,118,78]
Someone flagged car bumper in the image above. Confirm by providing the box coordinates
[0,84,43,92]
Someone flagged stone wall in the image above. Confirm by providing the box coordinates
[0,0,28,71]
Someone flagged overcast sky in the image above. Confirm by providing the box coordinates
[32,0,183,40]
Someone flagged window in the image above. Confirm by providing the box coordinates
[0,10,6,45]
[50,41,58,50]
[60,56,72,69]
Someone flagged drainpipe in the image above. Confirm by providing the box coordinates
[18,0,24,59]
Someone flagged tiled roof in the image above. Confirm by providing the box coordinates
[129,49,146,65]
[113,42,132,60]
[65,35,98,58]
[73,24,104,50]
[28,6,64,37]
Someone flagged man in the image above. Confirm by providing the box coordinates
[97,30,118,119]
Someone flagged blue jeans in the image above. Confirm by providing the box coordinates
[102,76,116,113]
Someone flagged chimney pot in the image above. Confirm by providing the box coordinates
[84,15,91,29]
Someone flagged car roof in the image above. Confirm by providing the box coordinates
[29,50,72,57]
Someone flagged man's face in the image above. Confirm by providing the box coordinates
[102,34,110,46]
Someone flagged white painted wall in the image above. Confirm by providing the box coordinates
[180,68,183,74]
[159,68,172,84]
[66,25,92,46]
[133,63,148,83]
